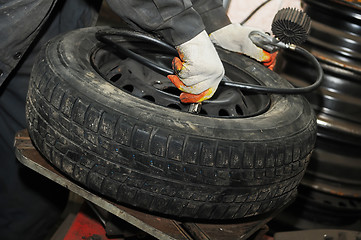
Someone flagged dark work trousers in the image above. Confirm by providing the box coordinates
[0,1,100,239]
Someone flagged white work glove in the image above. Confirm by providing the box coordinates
[167,30,225,103]
[210,23,277,69]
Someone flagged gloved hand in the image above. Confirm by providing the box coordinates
[167,30,224,103]
[210,23,277,70]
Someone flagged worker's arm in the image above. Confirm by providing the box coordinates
[106,0,274,103]
[106,0,205,46]
[106,0,225,103]
[191,0,231,34]
[192,0,276,70]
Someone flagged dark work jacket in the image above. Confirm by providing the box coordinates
[0,0,230,88]
[0,0,99,87]
[106,0,230,45]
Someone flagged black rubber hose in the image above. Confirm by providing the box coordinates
[96,29,176,76]
[96,29,323,94]
[221,46,324,94]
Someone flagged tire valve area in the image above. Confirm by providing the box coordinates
[92,47,270,118]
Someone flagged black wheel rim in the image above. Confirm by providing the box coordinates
[91,35,271,118]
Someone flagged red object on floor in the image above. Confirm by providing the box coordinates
[64,205,121,240]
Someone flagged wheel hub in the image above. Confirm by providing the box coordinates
[91,39,270,118]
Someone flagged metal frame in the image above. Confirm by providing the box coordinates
[15,129,276,240]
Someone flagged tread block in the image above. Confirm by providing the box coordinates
[114,118,133,146]
[230,147,243,168]
[179,202,199,217]
[222,195,236,203]
[255,147,265,169]
[275,150,284,167]
[199,141,216,167]
[167,198,188,216]
[88,171,105,192]
[83,129,98,145]
[117,185,137,203]
[160,186,177,197]
[42,142,52,160]
[284,145,293,164]
[101,178,119,199]
[45,128,57,145]
[99,112,118,139]
[223,205,241,218]
[72,98,89,125]
[85,106,102,132]
[60,92,76,117]
[43,77,58,102]
[210,204,230,219]
[126,175,144,188]
[265,147,276,168]
[73,165,90,184]
[254,169,266,179]
[167,135,184,162]
[79,156,95,168]
[293,144,301,161]
[150,129,168,157]
[38,72,51,95]
[242,170,254,180]
[50,84,65,109]
[132,126,152,152]
[92,164,108,175]
[109,170,130,183]
[233,204,251,218]
[192,192,209,202]
[54,136,71,154]
[149,196,169,211]
[234,194,248,203]
[32,62,47,88]
[61,158,76,176]
[37,99,52,123]
[215,170,229,181]
[195,203,214,219]
[183,137,200,164]
[65,150,82,162]
[243,144,255,169]
[247,202,261,216]
[215,145,230,168]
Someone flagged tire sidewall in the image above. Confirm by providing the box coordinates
[46,27,314,142]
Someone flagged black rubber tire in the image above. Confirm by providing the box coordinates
[26,27,317,220]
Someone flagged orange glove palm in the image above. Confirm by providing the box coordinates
[167,30,224,103]
[261,51,278,70]
[167,57,216,103]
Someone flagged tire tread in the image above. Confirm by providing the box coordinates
[25,29,317,220]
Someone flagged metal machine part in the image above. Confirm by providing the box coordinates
[271,7,311,45]
[279,0,361,198]
[250,7,311,52]
[96,27,323,96]
[269,0,361,233]
[93,8,321,133]
[92,35,271,118]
